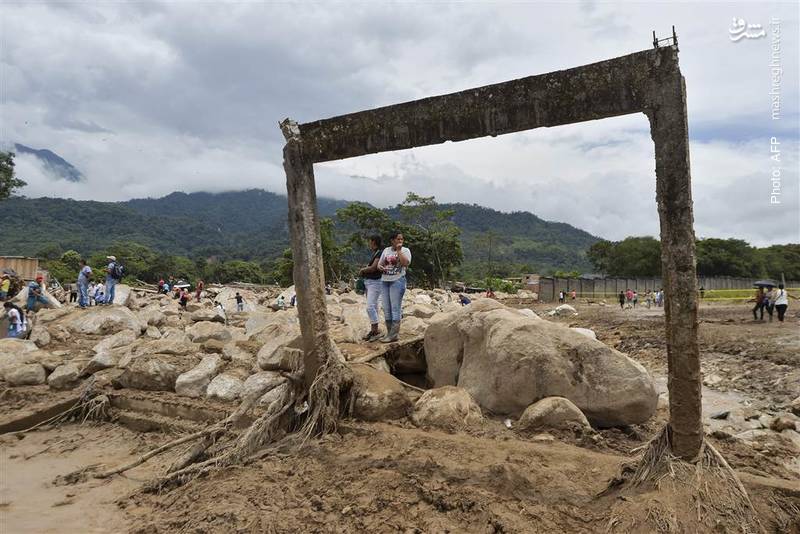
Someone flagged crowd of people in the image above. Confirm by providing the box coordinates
[616,288,664,309]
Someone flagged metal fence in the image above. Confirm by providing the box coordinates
[537,276,800,302]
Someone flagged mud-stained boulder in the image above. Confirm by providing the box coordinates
[115,356,181,391]
[47,363,81,390]
[411,386,483,430]
[258,381,291,407]
[6,363,47,386]
[29,326,52,348]
[255,324,303,371]
[186,321,232,343]
[223,344,254,367]
[113,285,135,307]
[135,338,196,356]
[549,304,577,316]
[330,305,373,344]
[138,308,166,327]
[33,307,72,324]
[0,338,39,358]
[413,293,433,306]
[518,397,591,431]
[48,324,71,342]
[82,351,119,375]
[339,294,362,305]
[570,327,597,340]
[24,349,63,372]
[190,309,226,323]
[424,300,657,427]
[206,373,244,402]
[351,364,412,421]
[400,316,429,337]
[145,326,162,339]
[175,355,224,398]
[92,329,138,354]
[160,328,191,343]
[67,306,144,335]
[516,308,541,320]
[242,371,285,401]
[405,304,437,320]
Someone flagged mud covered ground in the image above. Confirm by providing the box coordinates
[1,301,798,533]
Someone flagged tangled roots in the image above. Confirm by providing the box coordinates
[297,358,356,443]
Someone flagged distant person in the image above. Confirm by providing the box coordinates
[570,289,576,300]
[558,290,565,304]
[276,295,286,310]
[618,291,625,309]
[195,280,204,302]
[290,294,296,307]
[68,283,78,303]
[94,282,105,305]
[656,289,664,307]
[235,292,245,312]
[625,288,633,304]
[359,235,384,342]
[105,255,122,305]
[764,286,777,322]
[173,286,181,300]
[645,290,653,309]
[486,287,496,299]
[26,275,48,312]
[378,231,411,343]
[0,274,10,301]
[773,284,789,324]
[179,288,189,309]
[752,288,766,321]
[158,278,165,293]
[77,259,92,309]
[632,291,638,308]
[4,302,26,338]
[459,294,471,306]
[163,282,170,294]
[699,286,705,299]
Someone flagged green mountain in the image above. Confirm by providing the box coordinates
[0,190,598,275]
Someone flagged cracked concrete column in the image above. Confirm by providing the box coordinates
[282,120,341,388]
[648,73,702,460]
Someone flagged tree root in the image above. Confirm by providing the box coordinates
[603,425,763,534]
[297,358,356,444]
[15,379,110,435]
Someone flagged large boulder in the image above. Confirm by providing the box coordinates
[245,311,298,338]
[47,363,81,390]
[138,308,166,327]
[67,306,144,335]
[29,326,52,348]
[206,373,244,402]
[5,363,47,386]
[214,287,259,313]
[186,321,232,343]
[411,386,483,430]
[405,304,437,320]
[255,324,303,371]
[82,351,120,375]
[175,355,224,398]
[92,329,138,354]
[0,338,39,358]
[190,309,226,323]
[351,364,412,421]
[115,356,181,391]
[135,339,197,356]
[242,371,286,401]
[424,300,657,427]
[112,285,135,307]
[518,397,591,431]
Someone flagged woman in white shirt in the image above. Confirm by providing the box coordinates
[774,284,789,324]
[377,231,411,343]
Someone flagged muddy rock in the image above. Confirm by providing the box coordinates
[0,338,39,359]
[136,339,197,356]
[25,349,63,372]
[175,355,224,398]
[115,356,181,391]
[112,285,135,307]
[82,351,119,375]
[401,316,429,337]
[258,381,291,407]
[424,299,657,426]
[516,308,541,320]
[6,363,47,386]
[549,304,577,316]
[32,307,73,323]
[160,328,191,343]
[186,321,232,344]
[242,371,286,401]
[92,329,138,354]
[340,294,361,305]
[255,324,303,371]
[411,386,483,430]
[518,397,591,431]
[223,344,254,366]
[570,327,597,340]
[67,306,144,335]
[351,364,412,421]
[201,339,226,353]
[47,363,81,390]
[790,396,800,417]
[29,326,52,348]
[145,326,162,339]
[48,324,71,342]
[405,304,437,320]
[206,373,244,402]
[138,308,166,327]
[770,417,797,432]
[190,309,226,323]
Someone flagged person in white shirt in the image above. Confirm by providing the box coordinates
[773,284,789,324]
[4,302,26,338]
[377,231,411,343]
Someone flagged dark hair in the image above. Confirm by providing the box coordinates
[79,259,86,265]
[368,234,382,248]
[389,231,403,241]
[779,283,785,289]
[3,302,11,309]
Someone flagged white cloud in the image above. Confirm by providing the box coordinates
[1,1,798,246]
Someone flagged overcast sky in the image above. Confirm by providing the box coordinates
[1,1,798,245]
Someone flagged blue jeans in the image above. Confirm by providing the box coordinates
[26,294,48,311]
[105,277,117,304]
[364,278,382,324]
[381,277,406,322]
[78,279,89,307]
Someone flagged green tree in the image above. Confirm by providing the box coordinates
[319,218,352,283]
[696,238,764,278]
[0,151,26,200]
[60,250,82,271]
[587,240,614,274]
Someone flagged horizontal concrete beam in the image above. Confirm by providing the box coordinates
[298,46,680,163]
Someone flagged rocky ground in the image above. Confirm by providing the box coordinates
[0,287,798,533]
